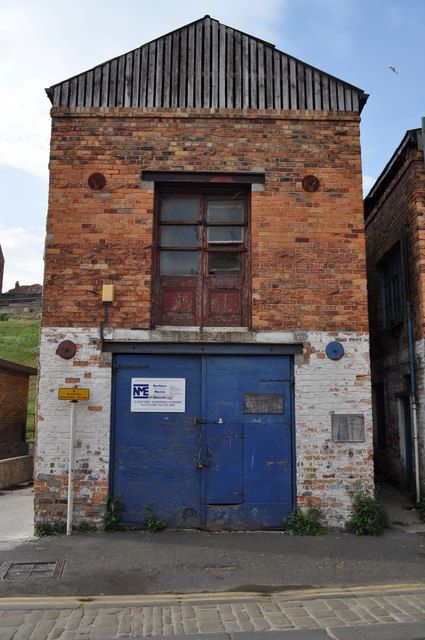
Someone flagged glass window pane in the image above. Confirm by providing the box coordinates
[209,252,241,272]
[207,226,244,243]
[161,198,200,222]
[160,251,199,276]
[161,225,199,247]
[207,200,245,223]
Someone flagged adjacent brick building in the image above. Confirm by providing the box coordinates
[365,121,425,499]
[36,16,373,529]
[0,359,37,459]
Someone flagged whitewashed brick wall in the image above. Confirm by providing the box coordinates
[36,327,374,527]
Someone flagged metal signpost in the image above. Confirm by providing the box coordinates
[58,387,90,535]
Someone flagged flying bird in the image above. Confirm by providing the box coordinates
[388,66,399,74]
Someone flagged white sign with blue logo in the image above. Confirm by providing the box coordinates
[131,378,186,412]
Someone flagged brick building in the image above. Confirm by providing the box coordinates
[365,121,425,501]
[36,16,373,529]
[0,359,37,460]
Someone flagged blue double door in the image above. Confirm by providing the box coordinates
[112,353,294,529]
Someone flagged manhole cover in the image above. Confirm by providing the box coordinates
[0,560,65,581]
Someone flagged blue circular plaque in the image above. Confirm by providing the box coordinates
[325,341,344,361]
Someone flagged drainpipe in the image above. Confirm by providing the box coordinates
[406,300,421,505]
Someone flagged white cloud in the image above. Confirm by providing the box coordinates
[363,175,376,197]
[0,227,44,291]
[0,0,287,180]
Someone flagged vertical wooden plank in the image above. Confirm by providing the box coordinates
[124,53,133,107]
[305,67,313,110]
[257,42,265,108]
[352,91,359,112]
[313,69,321,109]
[187,24,195,107]
[265,46,273,108]
[131,49,141,107]
[140,46,148,107]
[345,87,352,111]
[329,78,337,110]
[100,64,109,107]
[163,36,172,107]
[281,54,289,109]
[93,67,102,107]
[69,77,78,108]
[219,24,226,107]
[147,42,156,107]
[211,20,219,107]
[250,39,258,108]
[289,58,297,109]
[297,62,305,109]
[77,75,86,107]
[61,81,69,108]
[226,26,234,107]
[116,55,126,107]
[273,50,281,109]
[171,31,180,107]
[233,30,242,108]
[86,70,94,107]
[321,74,329,110]
[53,85,61,106]
[242,34,249,108]
[155,38,164,107]
[337,82,345,110]
[202,16,211,107]
[179,28,188,107]
[195,20,203,107]
[109,58,118,107]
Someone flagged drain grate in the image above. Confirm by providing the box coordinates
[0,560,65,581]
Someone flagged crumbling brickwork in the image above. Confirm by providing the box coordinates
[36,107,373,528]
[365,136,425,491]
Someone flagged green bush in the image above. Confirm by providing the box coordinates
[75,522,97,533]
[346,485,389,536]
[144,505,166,532]
[101,495,127,532]
[283,504,326,536]
[34,521,66,537]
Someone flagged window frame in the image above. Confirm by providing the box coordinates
[152,185,251,328]
[378,242,404,329]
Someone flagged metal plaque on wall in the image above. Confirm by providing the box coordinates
[331,414,365,442]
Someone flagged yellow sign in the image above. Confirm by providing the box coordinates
[58,388,90,401]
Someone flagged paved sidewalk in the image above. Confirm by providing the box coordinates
[1,586,425,639]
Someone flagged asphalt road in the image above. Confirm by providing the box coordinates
[1,528,425,597]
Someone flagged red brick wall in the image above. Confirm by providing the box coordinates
[43,107,368,333]
[366,150,425,359]
[0,369,28,459]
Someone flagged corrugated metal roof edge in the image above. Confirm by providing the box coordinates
[45,15,367,104]
[364,128,421,219]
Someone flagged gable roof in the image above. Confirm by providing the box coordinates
[46,16,367,112]
[364,128,423,219]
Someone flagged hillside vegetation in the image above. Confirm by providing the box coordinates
[0,318,40,436]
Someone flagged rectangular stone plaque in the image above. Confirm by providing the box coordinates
[243,393,283,414]
[332,414,365,443]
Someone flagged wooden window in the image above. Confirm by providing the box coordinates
[154,188,250,327]
[378,243,403,329]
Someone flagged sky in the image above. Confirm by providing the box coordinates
[0,0,424,291]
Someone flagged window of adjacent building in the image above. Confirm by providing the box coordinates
[378,243,403,328]
[154,189,250,327]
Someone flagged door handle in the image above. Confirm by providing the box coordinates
[192,417,206,425]
[195,459,210,470]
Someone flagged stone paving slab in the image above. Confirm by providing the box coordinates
[0,591,425,639]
